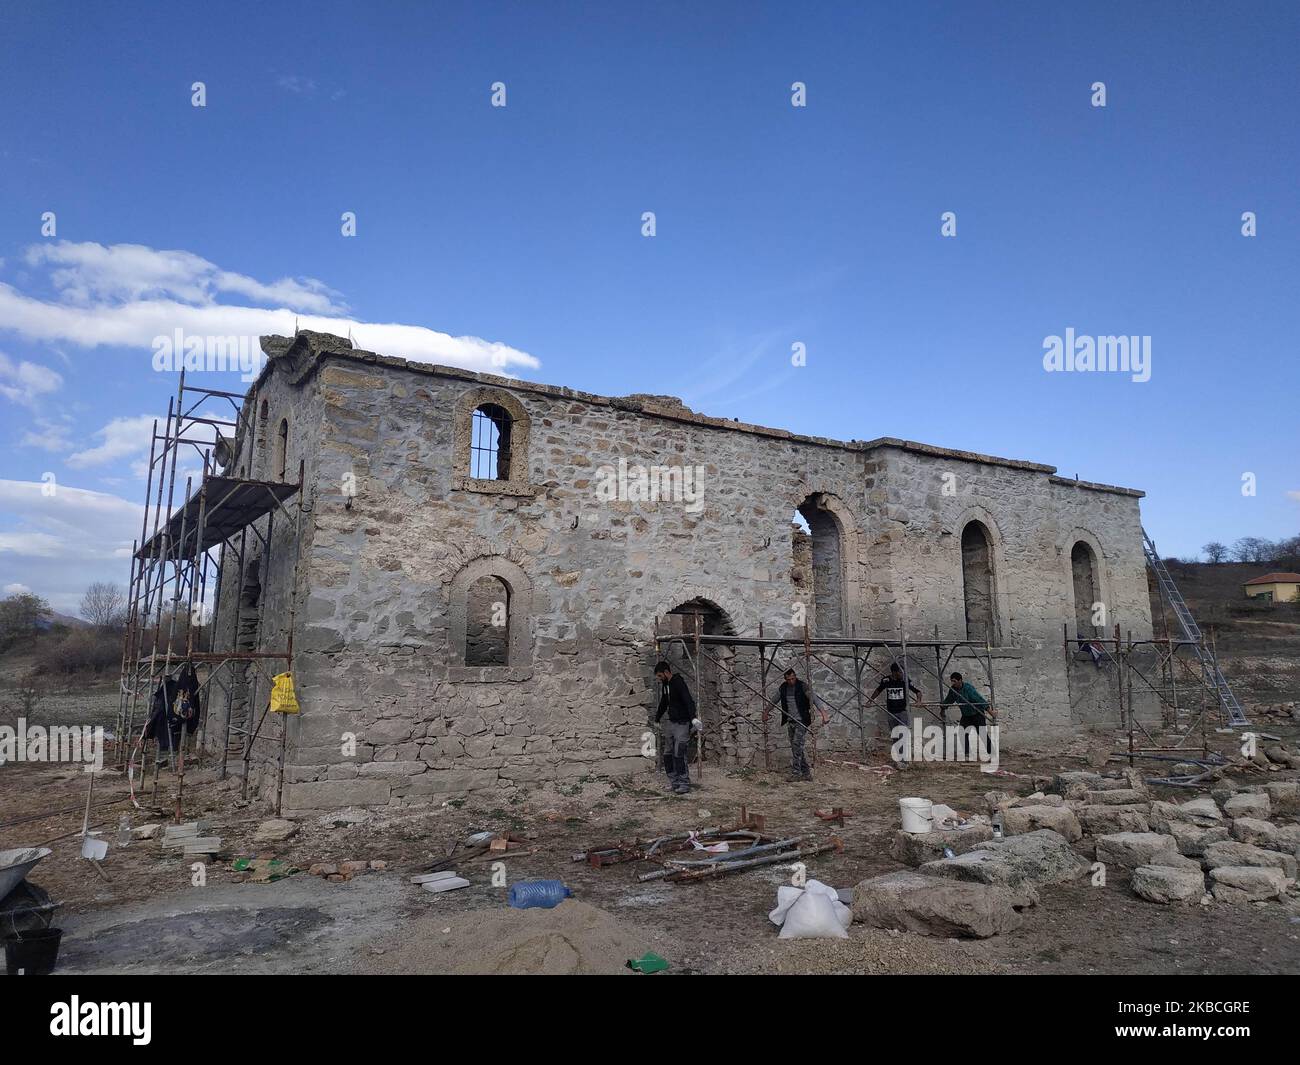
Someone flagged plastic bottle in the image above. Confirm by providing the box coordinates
[508,880,572,910]
[991,813,1004,840]
[117,813,132,848]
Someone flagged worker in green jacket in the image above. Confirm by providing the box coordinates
[941,672,995,759]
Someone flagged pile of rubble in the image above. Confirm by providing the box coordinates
[1054,769,1300,906]
[852,762,1300,937]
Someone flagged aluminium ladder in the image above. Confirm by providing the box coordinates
[1142,529,1249,726]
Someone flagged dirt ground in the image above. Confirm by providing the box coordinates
[4,722,1299,975]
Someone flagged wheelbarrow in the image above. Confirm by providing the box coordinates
[0,847,53,903]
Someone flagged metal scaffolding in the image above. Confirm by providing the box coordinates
[1062,624,1233,773]
[115,369,304,818]
[653,611,999,774]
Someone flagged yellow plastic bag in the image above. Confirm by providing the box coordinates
[269,672,300,714]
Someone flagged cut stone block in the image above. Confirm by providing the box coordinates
[851,870,1033,938]
[1167,822,1229,857]
[254,818,299,843]
[1085,788,1147,806]
[1230,818,1277,848]
[919,829,1089,890]
[1202,841,1297,880]
[1209,865,1291,904]
[1078,804,1150,836]
[889,825,993,867]
[1131,864,1206,904]
[1095,832,1179,869]
[1223,793,1270,821]
[1000,805,1082,842]
[1051,771,1101,800]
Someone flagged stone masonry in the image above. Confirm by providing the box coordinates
[209,331,1154,812]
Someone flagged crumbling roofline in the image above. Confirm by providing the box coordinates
[249,331,1144,498]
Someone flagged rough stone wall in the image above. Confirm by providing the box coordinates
[215,336,1152,811]
[207,356,322,788]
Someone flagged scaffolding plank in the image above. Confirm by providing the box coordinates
[136,476,299,560]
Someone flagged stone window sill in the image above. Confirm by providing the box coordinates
[452,476,538,497]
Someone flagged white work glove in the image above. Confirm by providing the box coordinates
[691,717,703,731]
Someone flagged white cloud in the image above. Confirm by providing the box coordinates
[0,351,63,406]
[25,241,346,315]
[277,75,318,95]
[66,414,157,469]
[1287,490,1300,502]
[0,242,540,376]
[0,479,144,612]
[3,583,32,595]
[20,417,74,452]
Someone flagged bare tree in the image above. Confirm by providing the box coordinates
[1203,541,1228,564]
[1231,537,1274,564]
[80,582,126,630]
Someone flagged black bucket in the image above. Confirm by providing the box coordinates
[4,927,62,975]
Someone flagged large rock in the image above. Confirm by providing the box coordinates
[1263,745,1300,769]
[1051,771,1101,800]
[1209,865,1292,904]
[1085,788,1147,806]
[851,871,1032,938]
[1012,792,1066,808]
[1202,841,1298,880]
[1264,782,1300,816]
[1095,832,1180,869]
[1230,818,1277,848]
[1269,824,1300,853]
[1131,864,1206,904]
[1149,797,1221,832]
[1000,804,1082,842]
[253,818,299,843]
[889,825,993,867]
[919,829,1089,890]
[1167,822,1230,857]
[1078,804,1150,835]
[1223,793,1271,820]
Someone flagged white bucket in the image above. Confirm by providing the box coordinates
[899,797,934,834]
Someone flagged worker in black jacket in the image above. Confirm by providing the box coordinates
[776,668,813,780]
[654,660,698,794]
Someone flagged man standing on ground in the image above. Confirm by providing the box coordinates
[871,662,924,765]
[776,668,813,781]
[941,671,994,759]
[654,660,698,795]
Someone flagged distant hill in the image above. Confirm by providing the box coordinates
[1150,560,1300,707]
[36,611,91,631]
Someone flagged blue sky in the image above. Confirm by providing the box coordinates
[1,1,1297,611]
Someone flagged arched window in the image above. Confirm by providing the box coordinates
[1071,541,1099,640]
[449,556,534,675]
[454,389,532,494]
[794,494,845,636]
[275,418,289,481]
[470,404,512,480]
[464,574,510,665]
[961,520,996,644]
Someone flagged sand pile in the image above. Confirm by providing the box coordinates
[359,899,666,975]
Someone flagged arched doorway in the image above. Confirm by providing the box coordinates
[658,598,749,764]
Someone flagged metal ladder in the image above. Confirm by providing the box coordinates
[1142,529,1249,726]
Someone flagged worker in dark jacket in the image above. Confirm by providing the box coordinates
[654,660,698,794]
[776,669,813,780]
